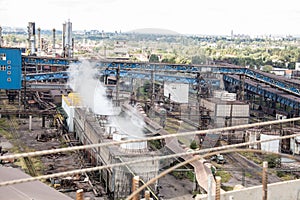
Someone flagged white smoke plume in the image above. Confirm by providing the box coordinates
[67,60,114,115]
[67,60,146,138]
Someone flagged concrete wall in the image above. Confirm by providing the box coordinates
[200,98,249,128]
[196,179,300,200]
[164,82,189,103]
[62,97,75,132]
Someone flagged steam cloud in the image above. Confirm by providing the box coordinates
[67,60,146,138]
[68,60,113,115]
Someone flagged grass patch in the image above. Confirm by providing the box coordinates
[32,157,44,175]
[215,170,232,183]
[245,172,252,178]
[0,129,13,140]
[276,171,295,181]
[221,185,234,191]
[280,174,294,181]
[0,118,45,176]
[171,170,195,181]
[240,152,262,165]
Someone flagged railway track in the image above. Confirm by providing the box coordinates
[0,92,37,177]
[225,152,281,184]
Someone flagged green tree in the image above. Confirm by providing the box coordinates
[149,54,159,62]
[265,154,281,168]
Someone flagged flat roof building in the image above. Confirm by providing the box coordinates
[0,166,73,200]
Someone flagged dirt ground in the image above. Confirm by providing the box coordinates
[0,116,107,200]
[158,174,195,200]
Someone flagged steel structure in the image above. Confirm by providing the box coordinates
[24,71,69,81]
[14,53,300,111]
[224,75,300,110]
[22,55,78,66]
[21,57,300,96]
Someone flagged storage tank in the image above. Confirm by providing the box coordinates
[112,131,147,153]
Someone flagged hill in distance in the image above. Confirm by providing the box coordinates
[128,28,180,35]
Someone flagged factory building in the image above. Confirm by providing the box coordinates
[62,94,160,199]
[200,90,249,128]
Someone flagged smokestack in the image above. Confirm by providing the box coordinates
[52,28,56,57]
[62,23,66,57]
[62,20,73,58]
[66,20,73,58]
[37,27,41,56]
[27,22,36,55]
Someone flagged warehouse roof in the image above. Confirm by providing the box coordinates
[0,166,72,200]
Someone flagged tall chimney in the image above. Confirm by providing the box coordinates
[37,27,41,56]
[62,23,66,57]
[52,28,56,57]
[27,22,36,55]
[62,20,74,58]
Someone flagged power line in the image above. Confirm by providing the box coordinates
[1,117,299,161]
[1,132,300,187]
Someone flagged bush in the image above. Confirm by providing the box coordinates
[190,140,198,149]
[264,154,281,168]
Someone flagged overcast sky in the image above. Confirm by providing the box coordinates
[1,0,300,36]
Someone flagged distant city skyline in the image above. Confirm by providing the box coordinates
[1,0,300,36]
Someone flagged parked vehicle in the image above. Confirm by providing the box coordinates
[211,154,226,164]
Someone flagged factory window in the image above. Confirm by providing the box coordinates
[0,65,6,71]
[7,60,11,64]
[7,78,11,82]
[7,65,11,70]
[7,71,11,75]
[0,53,6,60]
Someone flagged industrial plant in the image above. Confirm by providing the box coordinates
[0,21,300,200]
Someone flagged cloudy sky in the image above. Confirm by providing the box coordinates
[1,0,300,36]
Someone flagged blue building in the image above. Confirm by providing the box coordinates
[0,48,22,89]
